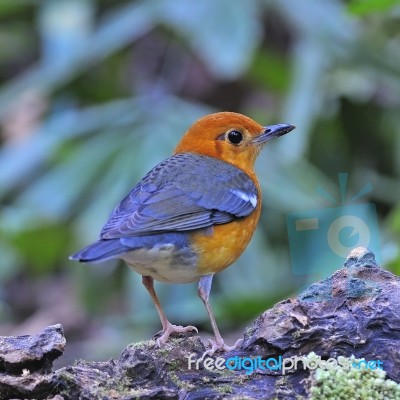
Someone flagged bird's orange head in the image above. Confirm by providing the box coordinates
[174,112,295,174]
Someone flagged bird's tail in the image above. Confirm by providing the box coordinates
[69,239,128,263]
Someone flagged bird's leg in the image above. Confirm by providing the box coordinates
[198,275,243,357]
[141,276,198,346]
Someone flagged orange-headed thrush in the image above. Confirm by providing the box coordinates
[70,112,295,354]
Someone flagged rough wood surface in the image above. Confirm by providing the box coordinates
[1,247,399,399]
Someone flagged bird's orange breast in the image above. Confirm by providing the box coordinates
[190,180,262,275]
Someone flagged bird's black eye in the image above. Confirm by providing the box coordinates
[227,130,243,145]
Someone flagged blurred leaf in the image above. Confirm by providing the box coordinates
[39,0,94,65]
[0,1,157,118]
[0,97,143,197]
[389,204,400,233]
[0,241,21,279]
[15,132,123,219]
[347,0,400,15]
[0,25,36,61]
[0,0,36,16]
[249,50,290,92]
[9,223,70,274]
[389,257,400,276]
[276,0,357,43]
[157,0,263,79]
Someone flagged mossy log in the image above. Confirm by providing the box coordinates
[1,248,399,399]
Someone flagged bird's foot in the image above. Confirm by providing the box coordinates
[155,322,198,347]
[202,337,243,358]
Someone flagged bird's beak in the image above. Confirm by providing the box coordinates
[252,123,295,145]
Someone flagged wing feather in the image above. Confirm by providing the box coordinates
[100,153,258,239]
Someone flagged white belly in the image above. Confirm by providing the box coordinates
[120,243,199,283]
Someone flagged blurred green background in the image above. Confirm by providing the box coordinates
[0,0,399,365]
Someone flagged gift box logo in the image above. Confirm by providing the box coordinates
[286,174,381,282]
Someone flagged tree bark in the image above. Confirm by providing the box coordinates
[1,247,399,399]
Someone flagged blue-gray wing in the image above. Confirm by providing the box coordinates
[100,153,258,239]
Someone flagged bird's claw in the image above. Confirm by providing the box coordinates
[155,323,198,346]
[202,337,243,358]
